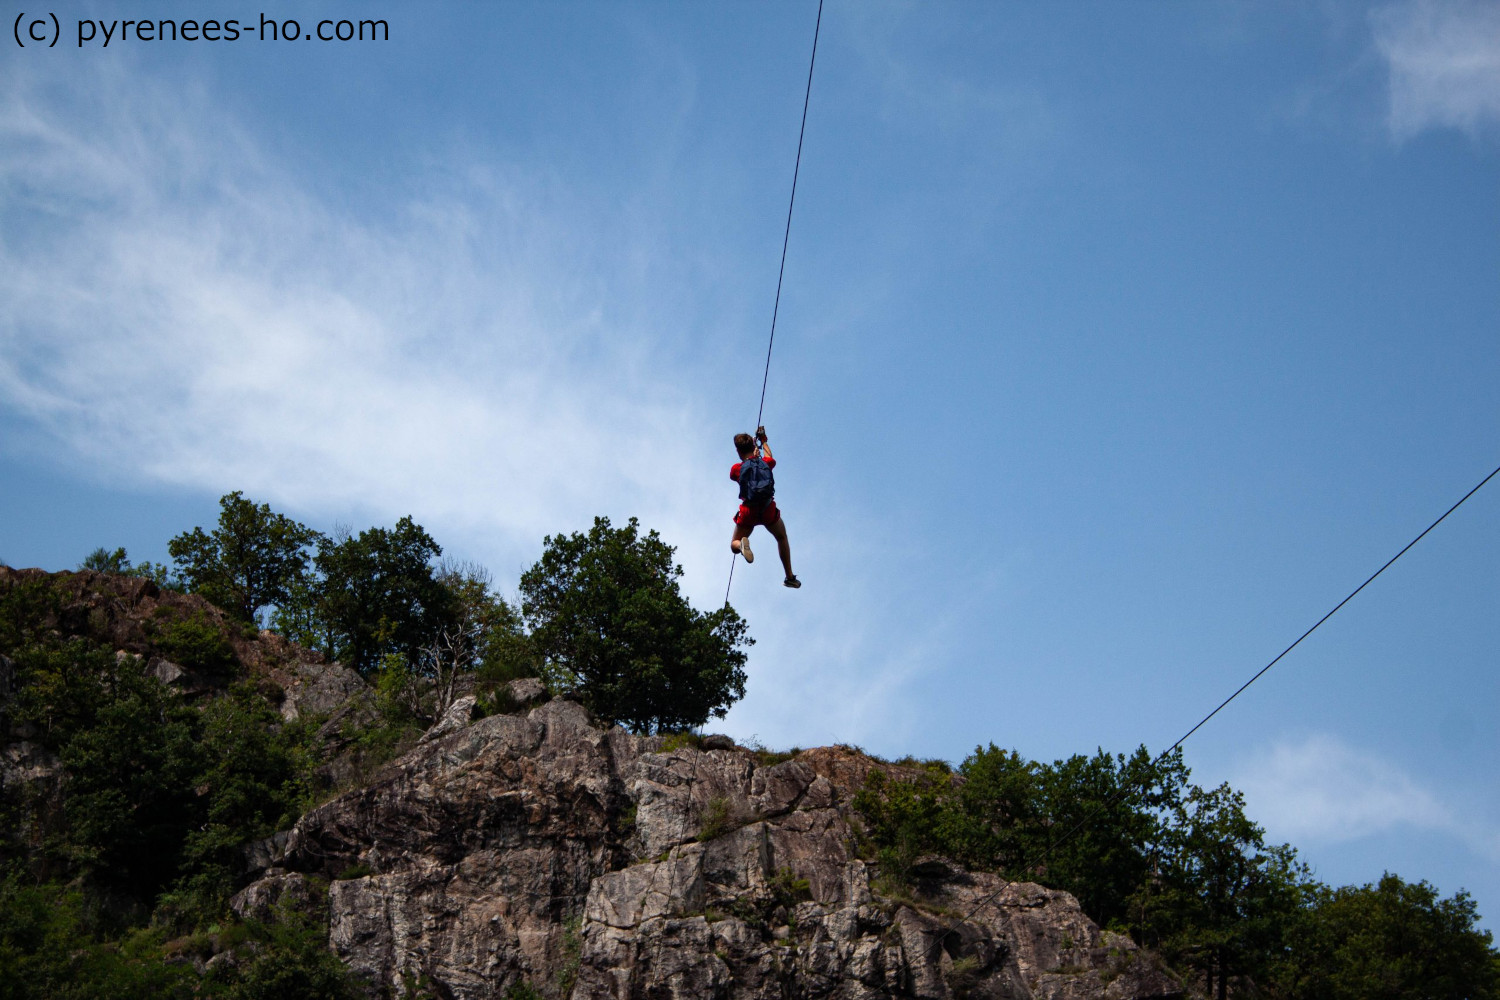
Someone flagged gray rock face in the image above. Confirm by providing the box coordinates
[419,693,480,744]
[0,739,65,852]
[147,656,187,686]
[277,654,369,722]
[1,739,64,793]
[236,709,1183,1000]
[506,676,548,709]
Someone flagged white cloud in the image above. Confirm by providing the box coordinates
[1372,0,1500,140]
[1233,734,1500,860]
[0,57,961,749]
[0,60,714,558]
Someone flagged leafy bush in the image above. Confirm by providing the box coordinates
[769,868,812,909]
[657,730,704,753]
[697,795,733,842]
[78,548,181,590]
[0,879,198,1000]
[80,547,131,574]
[207,915,364,1000]
[742,737,801,767]
[149,606,238,673]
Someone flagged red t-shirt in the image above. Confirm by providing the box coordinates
[730,455,776,482]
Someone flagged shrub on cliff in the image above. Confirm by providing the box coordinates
[520,516,750,734]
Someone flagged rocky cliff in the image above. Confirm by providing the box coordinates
[1,567,1184,999]
[239,696,1183,1000]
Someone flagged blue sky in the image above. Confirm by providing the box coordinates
[3,1,1497,926]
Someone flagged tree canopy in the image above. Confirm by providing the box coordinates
[519,516,750,733]
[853,743,1498,999]
[168,492,319,624]
[310,517,450,676]
[1272,874,1500,1000]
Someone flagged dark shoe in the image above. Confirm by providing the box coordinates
[783,575,800,589]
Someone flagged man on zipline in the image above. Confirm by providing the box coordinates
[731,425,800,588]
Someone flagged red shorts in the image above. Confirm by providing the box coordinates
[734,500,780,529]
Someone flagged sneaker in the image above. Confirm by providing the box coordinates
[739,536,753,563]
[783,575,800,589]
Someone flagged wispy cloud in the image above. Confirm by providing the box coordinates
[0,57,958,748]
[1233,734,1500,861]
[1372,0,1500,140]
[0,60,715,556]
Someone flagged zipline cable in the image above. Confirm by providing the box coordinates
[726,0,825,608]
[642,8,827,982]
[757,0,824,431]
[924,460,1500,956]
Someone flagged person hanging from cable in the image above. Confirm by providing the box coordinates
[730,425,800,588]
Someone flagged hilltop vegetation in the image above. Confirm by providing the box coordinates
[83,492,750,732]
[1,492,1496,999]
[853,747,1498,998]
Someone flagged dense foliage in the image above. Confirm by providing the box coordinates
[1270,874,1500,999]
[80,546,177,588]
[520,516,751,733]
[0,576,360,998]
[854,744,1499,999]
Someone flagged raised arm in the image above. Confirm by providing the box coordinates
[756,425,772,461]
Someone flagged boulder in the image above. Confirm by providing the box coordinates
[505,676,548,708]
[278,656,368,721]
[419,693,480,744]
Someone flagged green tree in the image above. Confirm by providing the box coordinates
[939,744,1041,870]
[852,743,1190,928]
[80,547,131,574]
[1272,873,1500,1000]
[168,492,320,624]
[157,689,313,931]
[519,516,750,733]
[1019,746,1189,927]
[78,548,179,589]
[436,560,530,679]
[0,880,198,1000]
[850,764,952,885]
[1145,782,1308,999]
[409,560,533,719]
[313,517,449,675]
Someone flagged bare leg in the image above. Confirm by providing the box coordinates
[731,522,752,556]
[767,517,794,579]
